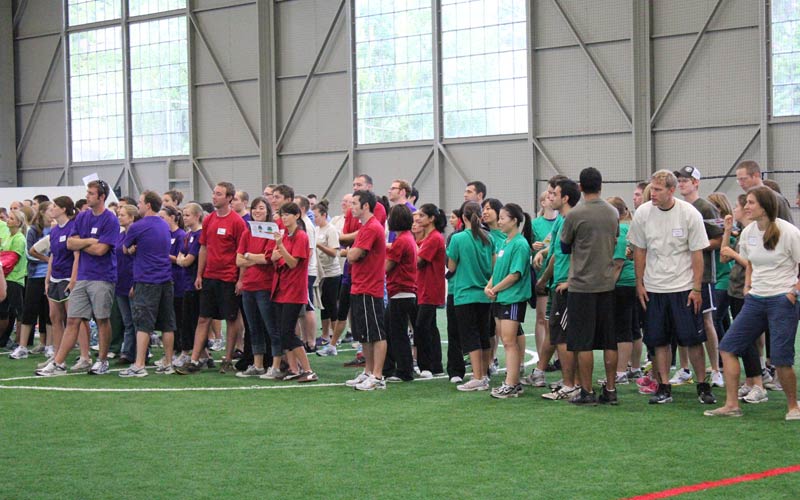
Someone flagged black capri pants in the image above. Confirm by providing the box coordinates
[22,277,51,327]
[274,302,305,352]
[319,275,342,321]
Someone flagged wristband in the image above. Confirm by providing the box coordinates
[692,287,701,293]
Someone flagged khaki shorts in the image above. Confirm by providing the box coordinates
[67,280,114,320]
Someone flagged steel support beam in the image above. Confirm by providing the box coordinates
[16,36,61,158]
[431,0,444,207]
[188,10,259,148]
[711,127,761,193]
[650,0,725,126]
[436,143,468,186]
[321,153,350,200]
[269,0,279,182]
[758,0,769,174]
[530,137,562,175]
[411,147,436,187]
[552,0,632,127]
[632,0,653,179]
[527,0,539,201]
[191,158,215,192]
[347,0,356,182]
[275,0,345,153]
[12,0,28,32]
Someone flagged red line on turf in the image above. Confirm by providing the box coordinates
[624,464,800,499]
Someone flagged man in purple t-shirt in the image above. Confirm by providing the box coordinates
[119,191,177,378]
[37,180,120,376]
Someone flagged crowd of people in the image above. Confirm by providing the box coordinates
[2,161,799,418]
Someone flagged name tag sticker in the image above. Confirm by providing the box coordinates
[748,236,759,246]
[189,236,194,243]
[672,228,684,237]
[170,238,176,244]
[498,250,505,257]
[90,227,98,235]
[217,228,227,235]
[59,235,67,243]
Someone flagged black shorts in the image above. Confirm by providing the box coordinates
[614,286,637,343]
[493,301,528,323]
[198,278,238,321]
[22,277,50,326]
[306,276,316,312]
[644,290,706,348]
[455,302,492,352]
[566,290,616,352]
[336,281,351,321]
[548,289,568,345]
[47,280,71,302]
[700,282,716,314]
[132,282,176,334]
[350,294,386,343]
[0,282,24,319]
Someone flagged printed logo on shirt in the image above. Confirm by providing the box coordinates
[91,227,98,235]
[171,238,176,244]
[748,236,759,246]
[672,228,684,237]
[59,235,67,243]
[217,228,227,235]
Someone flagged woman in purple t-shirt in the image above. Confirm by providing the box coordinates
[160,206,187,363]
[115,205,139,363]
[176,203,206,366]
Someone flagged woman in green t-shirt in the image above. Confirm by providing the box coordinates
[2,210,28,349]
[708,193,734,342]
[482,197,509,375]
[485,203,533,399]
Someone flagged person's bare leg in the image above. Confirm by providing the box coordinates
[557,344,576,387]
[536,341,556,372]
[49,301,65,353]
[190,317,211,362]
[703,312,720,372]
[617,342,633,373]
[17,324,33,350]
[303,311,316,347]
[501,321,521,386]
[96,318,111,361]
[655,345,672,384]
[603,349,617,391]
[516,333,526,371]
[78,321,90,359]
[162,331,174,366]
[469,350,484,379]
[719,351,741,409]
[373,340,387,377]
[362,342,374,374]
[776,366,798,411]
[53,318,82,364]
[535,295,548,354]
[678,345,689,370]
[224,313,243,361]
[577,351,594,392]
[631,338,643,369]
[134,331,150,368]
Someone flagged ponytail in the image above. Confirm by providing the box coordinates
[502,203,532,245]
[748,186,780,250]
[419,203,447,233]
[460,201,489,246]
[764,219,780,251]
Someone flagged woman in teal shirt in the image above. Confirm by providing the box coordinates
[485,203,532,399]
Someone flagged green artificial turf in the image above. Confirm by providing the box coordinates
[1,311,799,499]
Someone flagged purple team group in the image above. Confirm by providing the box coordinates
[2,161,799,419]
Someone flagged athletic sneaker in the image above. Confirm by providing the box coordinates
[236,365,266,378]
[203,357,216,369]
[9,346,28,359]
[449,376,463,384]
[490,383,520,399]
[626,368,644,379]
[638,378,659,395]
[520,368,546,387]
[418,370,433,379]
[37,356,55,369]
[761,368,774,385]
[388,376,405,383]
[737,384,752,400]
[315,336,330,347]
[296,371,319,383]
[259,367,284,380]
[697,382,716,404]
[316,344,338,357]
[31,344,45,354]
[743,385,768,404]
[119,366,148,378]
[541,385,580,401]
[355,374,385,391]
[457,377,489,392]
[175,361,203,375]
[549,379,564,390]
[44,345,55,358]
[71,358,93,373]
[488,358,499,376]
[636,373,654,388]
[703,406,743,417]
[210,339,224,351]
[35,361,67,377]
[155,364,175,375]
[88,360,109,375]
[218,360,233,374]
[346,372,369,387]
[711,370,725,387]
[668,368,693,386]
[786,404,800,421]
[648,384,673,404]
[282,371,302,381]
[343,353,365,368]
[569,388,597,406]
[598,373,630,386]
[765,379,783,391]
[173,353,190,368]
[598,386,619,405]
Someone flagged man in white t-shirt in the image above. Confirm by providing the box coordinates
[628,170,716,405]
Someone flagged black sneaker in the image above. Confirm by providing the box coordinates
[205,358,216,369]
[544,362,558,372]
[343,332,354,343]
[176,361,203,375]
[648,384,673,404]
[569,388,598,406]
[598,386,618,405]
[344,354,365,368]
[697,382,716,404]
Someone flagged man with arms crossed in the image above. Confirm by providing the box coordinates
[36,180,119,376]
[629,170,716,405]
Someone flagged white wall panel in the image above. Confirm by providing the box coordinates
[194,81,259,157]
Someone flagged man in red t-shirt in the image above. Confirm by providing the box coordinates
[346,190,387,391]
[178,182,247,375]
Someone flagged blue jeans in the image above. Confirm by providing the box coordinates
[116,295,136,360]
[241,290,280,356]
[719,294,799,366]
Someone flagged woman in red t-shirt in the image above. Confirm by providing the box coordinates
[235,197,281,379]
[270,202,317,383]
[385,204,417,381]
[413,203,447,378]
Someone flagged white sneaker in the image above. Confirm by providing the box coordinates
[70,357,93,373]
[541,385,580,400]
[743,385,769,404]
[88,360,109,375]
[457,377,489,392]
[737,384,752,400]
[173,353,190,368]
[765,379,783,391]
[450,376,463,384]
[489,358,499,376]
[37,356,55,369]
[119,365,148,378]
[418,370,433,379]
[44,345,55,358]
[711,370,725,387]
[521,368,546,387]
[346,371,369,387]
[9,346,28,359]
[355,374,386,391]
[316,344,338,357]
[668,368,693,386]
[35,361,67,377]
[155,364,175,375]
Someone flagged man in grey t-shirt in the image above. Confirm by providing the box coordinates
[559,167,620,406]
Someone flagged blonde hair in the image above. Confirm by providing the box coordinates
[650,170,677,189]
[183,202,204,224]
[606,196,631,221]
[641,183,652,203]
[707,192,733,218]
[118,204,139,224]
[9,209,28,234]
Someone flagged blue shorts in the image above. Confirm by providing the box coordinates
[644,290,706,348]
[719,294,799,366]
